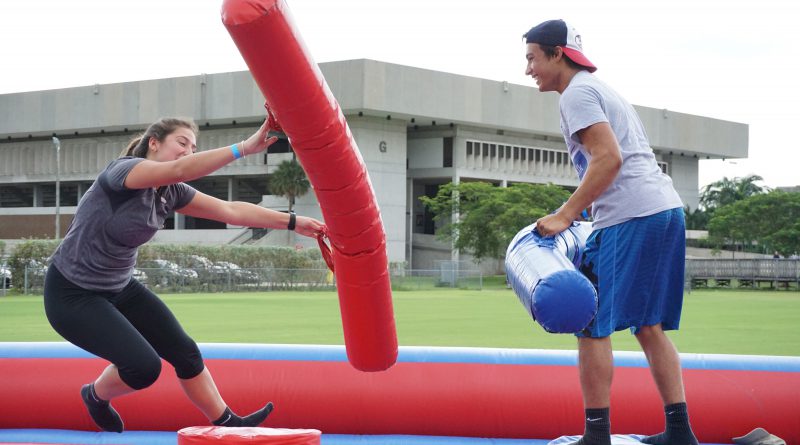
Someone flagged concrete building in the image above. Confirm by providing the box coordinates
[0,59,748,271]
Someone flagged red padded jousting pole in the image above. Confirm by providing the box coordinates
[221,0,398,371]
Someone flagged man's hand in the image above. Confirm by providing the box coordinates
[535,212,572,237]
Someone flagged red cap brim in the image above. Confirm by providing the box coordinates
[562,47,597,73]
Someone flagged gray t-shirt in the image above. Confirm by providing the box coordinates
[559,71,683,229]
[51,157,196,291]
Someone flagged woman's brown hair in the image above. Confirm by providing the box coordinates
[119,117,199,158]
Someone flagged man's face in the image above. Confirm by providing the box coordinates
[525,43,559,92]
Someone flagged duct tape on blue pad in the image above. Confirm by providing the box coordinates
[506,221,597,334]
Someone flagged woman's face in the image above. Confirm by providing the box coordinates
[148,127,197,161]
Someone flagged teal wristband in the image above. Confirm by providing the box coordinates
[230,143,242,160]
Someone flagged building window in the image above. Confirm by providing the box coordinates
[658,161,669,175]
[464,139,568,172]
[423,184,439,235]
[0,184,34,208]
[443,137,453,167]
[268,137,292,153]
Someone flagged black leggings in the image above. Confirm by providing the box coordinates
[44,265,204,390]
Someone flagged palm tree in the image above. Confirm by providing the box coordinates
[684,205,709,230]
[269,159,310,213]
[699,174,768,211]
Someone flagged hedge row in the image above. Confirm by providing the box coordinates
[5,239,328,289]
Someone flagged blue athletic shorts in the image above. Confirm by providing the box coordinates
[578,207,686,338]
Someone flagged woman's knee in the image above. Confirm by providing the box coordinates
[118,355,162,390]
[168,338,205,379]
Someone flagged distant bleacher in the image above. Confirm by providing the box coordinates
[686,258,800,289]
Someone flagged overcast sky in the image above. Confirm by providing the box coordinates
[2,0,798,190]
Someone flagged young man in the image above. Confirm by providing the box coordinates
[523,19,698,445]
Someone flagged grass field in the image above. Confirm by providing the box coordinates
[1,286,799,356]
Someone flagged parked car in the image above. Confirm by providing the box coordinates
[138,259,198,288]
[0,265,11,288]
[14,259,49,291]
[214,261,260,284]
[187,255,228,284]
[132,268,148,283]
[27,259,48,276]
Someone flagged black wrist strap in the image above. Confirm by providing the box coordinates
[288,211,296,231]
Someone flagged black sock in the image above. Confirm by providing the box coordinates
[642,402,699,445]
[80,383,124,433]
[212,402,274,427]
[567,407,611,445]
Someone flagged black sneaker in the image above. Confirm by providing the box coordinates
[80,384,124,433]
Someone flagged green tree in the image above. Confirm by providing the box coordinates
[700,174,768,211]
[419,182,570,261]
[708,191,800,257]
[683,205,709,230]
[7,239,59,292]
[269,159,310,213]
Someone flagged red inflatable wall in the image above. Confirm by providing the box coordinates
[1,354,798,443]
[220,0,397,372]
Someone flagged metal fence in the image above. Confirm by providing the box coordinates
[686,259,800,289]
[0,263,10,297]
[389,268,484,291]
[9,265,484,295]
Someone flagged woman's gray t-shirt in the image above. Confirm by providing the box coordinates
[51,157,196,292]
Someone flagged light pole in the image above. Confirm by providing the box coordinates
[52,136,61,240]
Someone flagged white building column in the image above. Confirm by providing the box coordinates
[227,177,238,201]
[227,178,239,229]
[406,177,413,268]
[77,183,87,202]
[33,185,43,207]
[173,213,185,230]
[451,174,460,265]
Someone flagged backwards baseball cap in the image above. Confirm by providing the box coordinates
[524,19,597,73]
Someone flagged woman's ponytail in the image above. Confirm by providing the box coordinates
[119,135,145,158]
[118,118,198,159]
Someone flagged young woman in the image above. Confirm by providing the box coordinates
[44,117,326,432]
